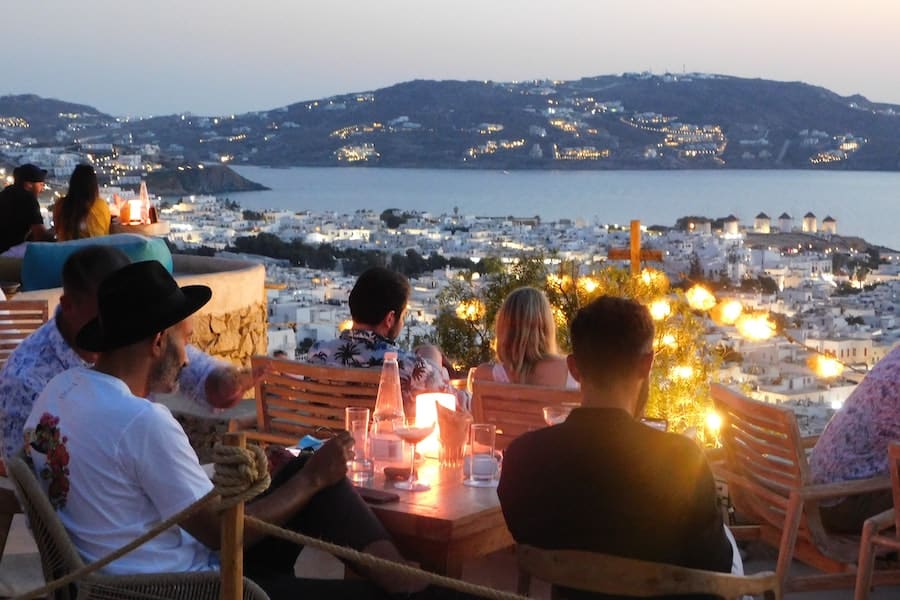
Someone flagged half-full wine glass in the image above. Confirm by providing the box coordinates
[393,416,436,491]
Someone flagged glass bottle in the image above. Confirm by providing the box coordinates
[371,351,406,468]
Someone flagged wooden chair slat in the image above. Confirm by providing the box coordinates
[0,300,48,557]
[234,357,383,446]
[268,404,346,422]
[711,383,900,594]
[516,544,781,599]
[731,445,802,487]
[471,379,580,451]
[263,388,377,410]
[855,442,900,598]
[729,428,800,475]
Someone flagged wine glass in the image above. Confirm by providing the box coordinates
[393,415,436,491]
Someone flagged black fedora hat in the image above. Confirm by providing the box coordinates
[77,260,211,352]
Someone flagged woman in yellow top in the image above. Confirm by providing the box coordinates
[53,164,111,241]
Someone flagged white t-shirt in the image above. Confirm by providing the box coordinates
[25,367,216,575]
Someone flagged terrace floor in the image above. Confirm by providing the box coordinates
[3,514,899,599]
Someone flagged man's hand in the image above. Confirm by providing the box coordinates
[295,430,352,491]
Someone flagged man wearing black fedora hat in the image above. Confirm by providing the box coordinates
[24,260,426,599]
[0,246,266,463]
[0,163,53,253]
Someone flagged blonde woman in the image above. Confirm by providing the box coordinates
[473,287,577,388]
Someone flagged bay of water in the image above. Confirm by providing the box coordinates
[229,166,900,250]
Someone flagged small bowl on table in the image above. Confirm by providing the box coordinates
[0,281,21,298]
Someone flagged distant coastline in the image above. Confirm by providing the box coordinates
[227,166,900,251]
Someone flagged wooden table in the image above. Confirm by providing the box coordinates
[361,461,513,577]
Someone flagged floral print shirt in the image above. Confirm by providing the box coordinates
[0,313,221,459]
[809,346,900,490]
[308,329,458,413]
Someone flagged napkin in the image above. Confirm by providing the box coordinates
[297,435,325,451]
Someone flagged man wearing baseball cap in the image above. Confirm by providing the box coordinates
[0,163,53,253]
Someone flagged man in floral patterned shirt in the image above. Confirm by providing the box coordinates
[809,345,900,533]
[0,246,263,461]
[308,267,461,414]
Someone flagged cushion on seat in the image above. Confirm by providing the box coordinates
[21,234,173,291]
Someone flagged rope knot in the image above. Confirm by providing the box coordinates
[211,444,270,509]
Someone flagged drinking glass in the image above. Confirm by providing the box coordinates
[466,367,478,396]
[542,404,573,426]
[345,407,374,483]
[464,423,498,487]
[393,415,436,491]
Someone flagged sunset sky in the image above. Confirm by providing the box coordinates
[9,0,900,116]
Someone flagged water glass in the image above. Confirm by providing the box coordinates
[345,406,374,483]
[542,404,574,426]
[464,423,498,488]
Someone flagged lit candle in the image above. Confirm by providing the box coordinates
[416,392,456,457]
[127,200,143,224]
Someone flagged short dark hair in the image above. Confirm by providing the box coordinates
[570,295,654,387]
[348,267,410,326]
[61,246,132,300]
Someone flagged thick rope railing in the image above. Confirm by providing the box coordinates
[14,443,526,600]
[243,515,525,600]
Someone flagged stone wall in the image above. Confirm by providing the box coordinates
[172,254,268,365]
[191,301,268,367]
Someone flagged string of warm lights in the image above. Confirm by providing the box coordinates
[442,261,858,446]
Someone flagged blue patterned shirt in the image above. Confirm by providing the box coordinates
[0,313,222,459]
[810,346,900,489]
[307,329,459,413]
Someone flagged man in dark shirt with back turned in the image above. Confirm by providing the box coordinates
[0,163,52,253]
[498,295,732,600]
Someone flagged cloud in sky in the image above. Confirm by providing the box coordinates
[8,0,900,116]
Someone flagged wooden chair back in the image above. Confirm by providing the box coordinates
[854,442,900,599]
[247,356,382,446]
[0,299,49,366]
[712,383,810,531]
[711,383,870,586]
[891,442,900,535]
[470,379,580,451]
[516,544,781,599]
